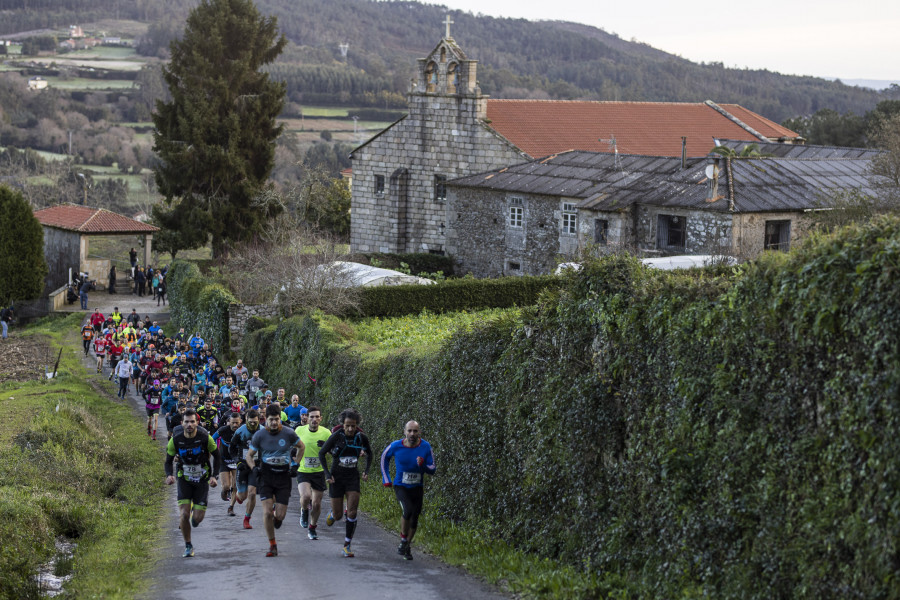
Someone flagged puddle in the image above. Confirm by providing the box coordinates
[35,537,77,597]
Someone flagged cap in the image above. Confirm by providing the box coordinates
[300,408,308,415]
[153,379,160,385]
[265,390,273,397]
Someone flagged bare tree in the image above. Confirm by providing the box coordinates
[869,114,900,206]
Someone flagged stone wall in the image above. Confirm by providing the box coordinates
[228,302,279,347]
[448,187,565,277]
[731,212,808,258]
[636,206,733,255]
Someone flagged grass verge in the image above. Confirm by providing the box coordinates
[0,313,165,600]
[361,483,623,599]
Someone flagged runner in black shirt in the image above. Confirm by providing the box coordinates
[213,412,241,514]
[319,408,373,558]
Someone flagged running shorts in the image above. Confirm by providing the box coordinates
[394,485,425,529]
[328,468,360,498]
[176,477,210,509]
[257,469,292,505]
[146,406,160,416]
[298,471,327,492]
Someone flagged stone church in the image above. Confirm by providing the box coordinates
[349,31,800,256]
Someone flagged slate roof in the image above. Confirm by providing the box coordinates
[484,100,800,158]
[714,139,884,159]
[449,149,878,214]
[34,204,159,234]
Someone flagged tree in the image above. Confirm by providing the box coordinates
[152,0,287,258]
[0,185,47,304]
[868,114,900,206]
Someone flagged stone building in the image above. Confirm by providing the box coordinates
[446,141,883,277]
[349,32,801,256]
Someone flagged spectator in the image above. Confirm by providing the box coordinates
[109,265,117,294]
[79,278,92,309]
[1,305,13,340]
[134,267,147,297]
[129,247,137,269]
[157,277,167,306]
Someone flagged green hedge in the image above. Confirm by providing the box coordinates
[358,275,561,317]
[167,260,236,352]
[348,252,456,277]
[237,216,900,598]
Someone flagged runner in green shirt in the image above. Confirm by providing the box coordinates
[294,406,332,540]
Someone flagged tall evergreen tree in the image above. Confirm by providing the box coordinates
[0,185,47,304]
[152,0,287,258]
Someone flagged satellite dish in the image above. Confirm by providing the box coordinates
[704,165,716,179]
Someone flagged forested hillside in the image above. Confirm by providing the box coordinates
[1,0,895,122]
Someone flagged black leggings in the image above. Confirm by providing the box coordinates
[394,485,424,529]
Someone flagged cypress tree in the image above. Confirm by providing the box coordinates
[152,0,287,258]
[0,186,47,304]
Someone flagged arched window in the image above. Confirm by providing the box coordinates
[425,61,437,93]
[447,62,459,93]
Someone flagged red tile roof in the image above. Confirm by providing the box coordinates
[34,204,159,234]
[485,100,799,158]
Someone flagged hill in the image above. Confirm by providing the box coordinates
[2,0,896,122]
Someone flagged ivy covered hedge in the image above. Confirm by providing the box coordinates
[359,275,561,317]
[235,216,900,598]
[166,260,236,352]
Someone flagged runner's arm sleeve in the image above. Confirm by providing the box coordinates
[319,433,336,480]
[362,434,373,476]
[424,445,436,475]
[208,436,221,477]
[164,438,176,477]
[380,444,394,486]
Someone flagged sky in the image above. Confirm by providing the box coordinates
[417,0,900,84]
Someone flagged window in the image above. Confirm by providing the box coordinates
[594,219,609,246]
[657,214,686,250]
[764,220,791,251]
[509,205,523,228]
[561,203,577,235]
[434,175,447,202]
[428,249,445,256]
[508,262,520,271]
[374,174,384,197]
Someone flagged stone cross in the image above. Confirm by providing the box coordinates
[444,15,454,39]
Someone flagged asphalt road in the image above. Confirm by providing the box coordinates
[76,316,509,600]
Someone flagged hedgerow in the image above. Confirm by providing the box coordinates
[167,260,236,352]
[232,216,900,597]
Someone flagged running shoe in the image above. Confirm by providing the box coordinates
[227,506,235,516]
[183,544,194,558]
[342,544,354,558]
[307,528,318,540]
[300,509,309,529]
[220,488,228,502]
[274,517,283,530]
[398,541,408,555]
[325,511,335,526]
[403,546,413,561]
[266,545,278,557]
[243,516,253,529]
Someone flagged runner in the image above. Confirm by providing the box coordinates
[93,333,108,373]
[213,412,242,515]
[90,308,105,334]
[284,395,305,429]
[246,404,304,557]
[319,408,373,558]
[231,408,262,529]
[114,352,133,400]
[294,406,331,540]
[380,420,437,560]
[80,321,94,356]
[164,408,220,558]
[143,379,163,440]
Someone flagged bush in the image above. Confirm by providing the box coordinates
[167,260,236,352]
[357,252,455,277]
[245,215,900,598]
[0,185,47,304]
[358,275,561,317]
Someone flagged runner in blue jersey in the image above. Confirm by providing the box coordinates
[380,420,436,560]
[247,404,304,557]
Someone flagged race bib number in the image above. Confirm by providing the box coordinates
[225,459,237,468]
[265,456,289,466]
[242,448,250,460]
[304,456,320,468]
[182,464,204,482]
[402,472,422,485]
[338,456,358,468]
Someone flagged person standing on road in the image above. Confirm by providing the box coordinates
[115,353,133,399]
[79,278,91,309]
[380,420,436,560]
[0,305,12,340]
[108,265,117,294]
[157,277,167,306]
[246,404,304,557]
[129,247,137,270]
[295,406,330,540]
[165,409,220,558]
[320,408,373,558]
[135,267,146,297]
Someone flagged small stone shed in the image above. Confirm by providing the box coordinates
[33,204,159,296]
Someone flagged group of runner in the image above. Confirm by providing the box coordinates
[81,311,436,562]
